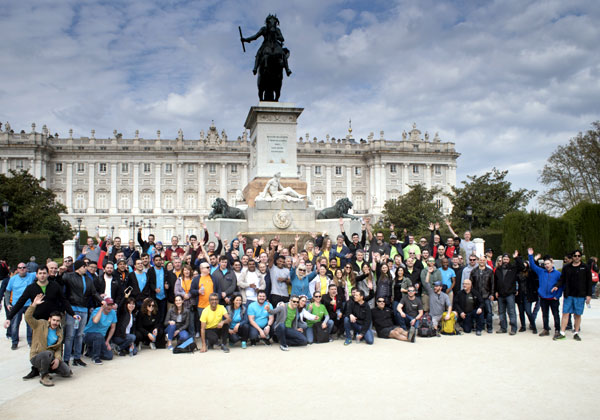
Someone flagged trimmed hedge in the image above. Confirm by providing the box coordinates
[581,203,600,257]
[0,233,53,268]
[502,211,576,258]
[471,229,503,256]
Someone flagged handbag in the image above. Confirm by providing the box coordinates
[313,324,330,343]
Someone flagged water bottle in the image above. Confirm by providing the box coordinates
[73,316,80,329]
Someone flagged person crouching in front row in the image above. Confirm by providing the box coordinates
[25,293,72,386]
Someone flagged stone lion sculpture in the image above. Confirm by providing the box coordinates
[207,198,246,220]
[317,197,359,220]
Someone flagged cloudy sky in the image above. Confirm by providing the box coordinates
[1,0,599,207]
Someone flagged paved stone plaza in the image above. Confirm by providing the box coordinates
[1,300,599,420]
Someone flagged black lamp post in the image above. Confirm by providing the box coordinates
[76,217,83,252]
[110,226,115,237]
[466,205,473,231]
[123,217,142,241]
[1,202,9,233]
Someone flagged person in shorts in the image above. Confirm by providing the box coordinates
[552,250,593,341]
[371,297,414,342]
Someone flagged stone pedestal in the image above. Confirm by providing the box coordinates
[63,239,77,260]
[244,102,303,180]
[247,201,317,233]
[204,219,249,243]
[473,238,485,257]
[243,177,307,207]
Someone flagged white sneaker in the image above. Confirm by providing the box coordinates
[150,342,156,350]
[280,344,289,351]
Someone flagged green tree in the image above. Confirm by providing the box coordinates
[539,121,600,214]
[0,170,73,256]
[447,168,536,230]
[382,184,443,235]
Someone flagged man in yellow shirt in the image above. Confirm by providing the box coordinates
[200,293,231,353]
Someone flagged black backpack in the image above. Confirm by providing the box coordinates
[173,337,197,354]
[417,313,437,337]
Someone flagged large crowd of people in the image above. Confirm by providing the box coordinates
[0,217,597,387]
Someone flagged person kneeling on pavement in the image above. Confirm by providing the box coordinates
[25,293,72,386]
[83,298,117,365]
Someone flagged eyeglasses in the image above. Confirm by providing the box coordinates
[313,295,321,298]
[345,266,352,269]
[377,299,385,303]
[469,258,476,261]
[297,269,306,272]
[18,266,26,269]
[148,304,155,307]
[408,290,415,293]
[573,254,582,258]
[291,300,299,304]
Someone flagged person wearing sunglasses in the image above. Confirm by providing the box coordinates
[550,249,592,341]
[136,298,165,350]
[372,297,414,343]
[290,263,317,299]
[4,264,42,350]
[305,293,333,344]
[267,295,307,351]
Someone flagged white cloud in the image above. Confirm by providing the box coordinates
[1,0,599,208]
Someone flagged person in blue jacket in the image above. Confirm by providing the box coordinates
[527,248,562,338]
[290,263,317,299]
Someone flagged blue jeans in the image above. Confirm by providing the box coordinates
[249,324,271,341]
[517,295,539,328]
[274,323,307,347]
[10,305,32,346]
[397,314,420,331]
[165,324,191,342]
[306,320,334,344]
[84,332,114,361]
[462,310,484,333]
[343,317,374,344]
[497,294,517,332]
[64,310,88,362]
[112,334,136,352]
[484,299,494,331]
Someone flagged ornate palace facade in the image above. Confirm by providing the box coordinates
[1,122,459,241]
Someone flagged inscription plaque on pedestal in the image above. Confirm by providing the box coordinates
[244,102,303,179]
